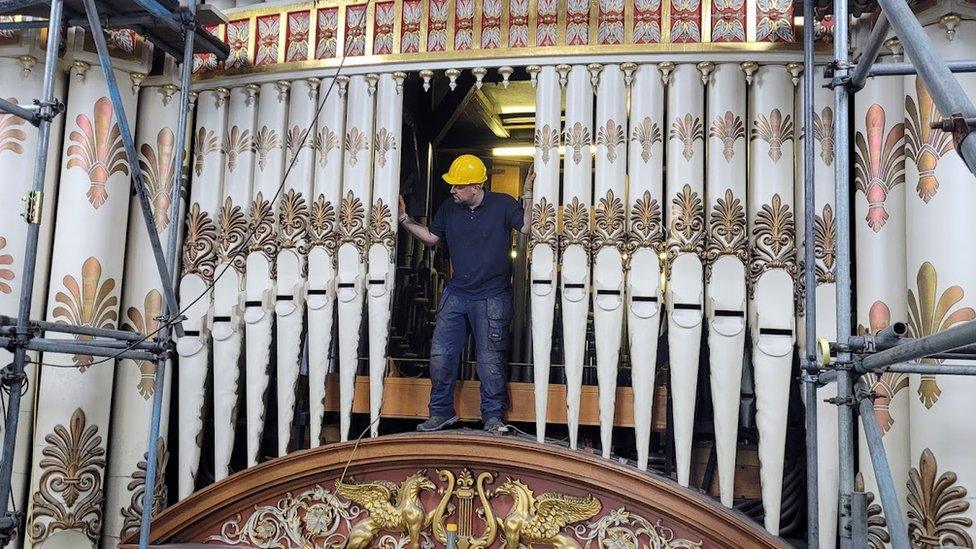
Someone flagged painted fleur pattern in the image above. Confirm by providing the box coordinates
[564,122,592,165]
[907,448,973,548]
[0,236,13,294]
[193,127,218,177]
[813,107,835,165]
[596,120,626,164]
[0,97,27,156]
[344,127,369,166]
[854,104,906,232]
[315,127,340,167]
[709,111,744,162]
[670,114,704,161]
[139,128,177,231]
[222,126,252,173]
[905,78,953,203]
[907,262,975,408]
[631,117,662,163]
[252,126,281,171]
[751,108,795,163]
[51,257,119,370]
[535,124,560,164]
[66,97,128,209]
[122,289,162,399]
[667,184,706,258]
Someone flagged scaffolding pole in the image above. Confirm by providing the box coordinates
[848,11,890,90]
[800,0,820,544]
[0,0,64,540]
[868,59,976,77]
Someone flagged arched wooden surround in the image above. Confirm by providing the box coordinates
[132,433,786,548]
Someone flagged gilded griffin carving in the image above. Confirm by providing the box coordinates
[495,478,602,549]
[335,470,435,549]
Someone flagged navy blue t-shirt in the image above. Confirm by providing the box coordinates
[430,191,524,299]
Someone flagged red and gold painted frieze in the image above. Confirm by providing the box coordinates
[191,0,803,79]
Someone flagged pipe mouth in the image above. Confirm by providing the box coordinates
[890,321,909,337]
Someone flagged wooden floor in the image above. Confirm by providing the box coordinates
[324,373,668,429]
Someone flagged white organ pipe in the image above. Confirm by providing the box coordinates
[665,63,706,487]
[0,55,64,535]
[626,63,665,471]
[104,84,179,544]
[559,65,593,450]
[367,73,405,437]
[244,81,288,464]
[275,78,318,454]
[796,69,840,547]
[26,62,140,549]
[337,75,377,441]
[854,54,910,535]
[904,19,976,543]
[591,64,627,459]
[211,85,253,480]
[178,87,227,496]
[704,62,748,505]
[529,65,560,442]
[748,64,796,535]
[308,76,348,447]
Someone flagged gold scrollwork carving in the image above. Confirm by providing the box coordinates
[907,448,973,548]
[29,408,106,544]
[369,198,396,264]
[592,189,627,254]
[338,191,369,261]
[529,198,559,261]
[249,192,280,278]
[666,184,706,262]
[574,507,704,548]
[278,189,309,252]
[705,188,748,281]
[748,193,796,297]
[628,190,663,253]
[216,197,248,275]
[182,203,218,282]
[309,194,338,265]
[560,197,590,254]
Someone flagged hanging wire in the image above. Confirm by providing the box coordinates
[28,0,372,369]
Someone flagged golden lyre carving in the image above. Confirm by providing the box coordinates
[29,408,106,544]
[906,262,975,408]
[530,197,559,260]
[335,470,436,549]
[431,469,498,548]
[907,448,973,548]
[495,478,602,549]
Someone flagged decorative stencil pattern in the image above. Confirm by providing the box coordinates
[316,8,340,59]
[66,96,128,210]
[598,0,625,45]
[633,0,663,44]
[509,0,531,48]
[712,0,746,42]
[0,236,13,295]
[255,15,281,66]
[401,0,423,53]
[567,0,591,45]
[905,79,953,203]
[345,4,368,56]
[907,448,973,548]
[428,0,450,52]
[226,20,251,70]
[455,0,476,50]
[285,11,311,61]
[756,0,794,42]
[854,104,905,233]
[192,25,222,73]
[374,2,396,54]
[671,0,703,43]
[537,0,560,46]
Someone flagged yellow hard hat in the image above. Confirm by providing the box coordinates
[442,154,488,185]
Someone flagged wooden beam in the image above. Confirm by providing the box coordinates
[324,374,668,429]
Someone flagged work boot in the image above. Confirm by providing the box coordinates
[483,417,509,434]
[416,414,459,432]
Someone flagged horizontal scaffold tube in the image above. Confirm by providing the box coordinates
[858,317,976,371]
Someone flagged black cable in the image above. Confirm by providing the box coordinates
[29,0,369,369]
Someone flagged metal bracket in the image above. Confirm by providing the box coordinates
[0,512,19,547]
[0,363,27,389]
[825,395,856,407]
[863,333,876,353]
[21,190,42,224]
[929,113,976,157]
[34,98,65,122]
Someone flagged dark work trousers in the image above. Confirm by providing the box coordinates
[427,290,513,420]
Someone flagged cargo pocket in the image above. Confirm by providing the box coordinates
[486,295,513,352]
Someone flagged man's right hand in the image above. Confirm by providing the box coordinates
[398,195,407,219]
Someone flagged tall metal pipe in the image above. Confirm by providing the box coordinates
[876,0,976,173]
[801,2,820,546]
[860,315,976,370]
[0,0,64,538]
[139,0,198,545]
[854,380,910,548]
[831,1,857,546]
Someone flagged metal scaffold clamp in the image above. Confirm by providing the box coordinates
[930,113,976,155]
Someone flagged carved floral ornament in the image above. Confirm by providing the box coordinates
[208,469,704,549]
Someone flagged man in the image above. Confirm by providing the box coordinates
[398,154,533,433]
